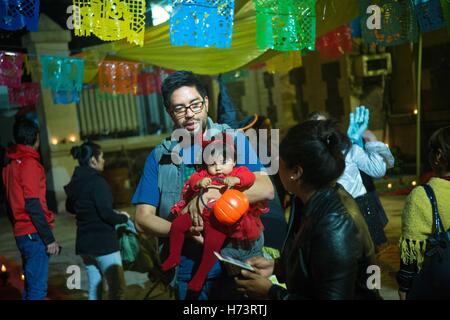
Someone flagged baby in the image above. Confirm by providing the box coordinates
[160,136,267,292]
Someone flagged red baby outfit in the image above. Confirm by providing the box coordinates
[161,166,267,292]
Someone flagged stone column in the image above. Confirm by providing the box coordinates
[22,14,80,213]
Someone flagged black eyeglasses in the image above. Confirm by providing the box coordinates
[172,100,205,117]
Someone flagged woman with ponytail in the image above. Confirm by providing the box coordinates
[308,108,394,251]
[64,141,129,300]
[236,120,381,300]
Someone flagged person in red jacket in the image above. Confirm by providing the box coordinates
[2,118,60,300]
[160,136,268,292]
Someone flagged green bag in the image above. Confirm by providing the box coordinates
[116,220,176,299]
[116,220,140,269]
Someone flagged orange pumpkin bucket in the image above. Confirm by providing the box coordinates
[213,189,249,226]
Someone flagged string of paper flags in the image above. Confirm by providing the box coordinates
[0,0,40,32]
[1,1,449,51]
[0,51,176,106]
[1,0,450,107]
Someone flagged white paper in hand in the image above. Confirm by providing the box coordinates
[214,251,255,276]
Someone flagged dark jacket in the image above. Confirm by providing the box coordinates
[64,166,127,256]
[269,185,381,300]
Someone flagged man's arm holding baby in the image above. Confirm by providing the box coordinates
[224,167,273,203]
[135,204,171,237]
[183,170,273,226]
[243,172,274,203]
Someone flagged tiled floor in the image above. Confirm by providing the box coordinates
[0,210,156,300]
[376,195,406,300]
[0,194,406,300]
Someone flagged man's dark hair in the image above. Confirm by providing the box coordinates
[13,118,39,146]
[161,70,208,109]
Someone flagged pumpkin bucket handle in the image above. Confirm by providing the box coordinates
[198,177,228,210]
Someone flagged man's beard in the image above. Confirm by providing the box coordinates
[183,119,207,136]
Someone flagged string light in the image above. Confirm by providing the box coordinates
[412,181,417,186]
[69,135,77,143]
[51,138,59,145]
[413,109,418,115]
[0,264,8,286]
[387,183,393,189]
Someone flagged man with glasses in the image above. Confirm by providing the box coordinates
[132,70,275,300]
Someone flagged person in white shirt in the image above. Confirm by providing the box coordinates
[308,107,394,250]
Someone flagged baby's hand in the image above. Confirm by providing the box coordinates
[224,176,240,188]
[198,177,212,188]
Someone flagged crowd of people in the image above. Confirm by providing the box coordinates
[1,70,449,300]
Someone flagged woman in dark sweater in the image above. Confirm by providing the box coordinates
[64,141,129,300]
